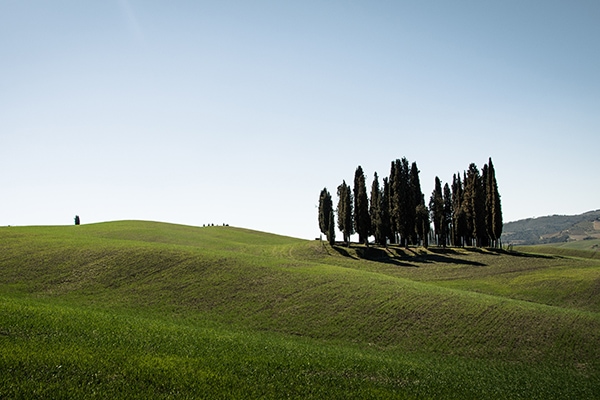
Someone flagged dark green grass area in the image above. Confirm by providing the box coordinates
[1,221,600,398]
[1,296,597,400]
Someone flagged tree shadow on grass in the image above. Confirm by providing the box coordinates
[484,248,557,259]
[331,245,358,260]
[419,254,486,266]
[332,245,419,267]
[393,247,487,266]
[332,244,555,267]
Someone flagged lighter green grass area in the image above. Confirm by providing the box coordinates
[520,240,600,259]
[1,221,600,398]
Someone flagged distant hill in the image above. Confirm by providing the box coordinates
[502,209,600,245]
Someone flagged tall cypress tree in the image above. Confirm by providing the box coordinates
[487,158,503,248]
[382,177,392,246]
[336,180,354,245]
[318,188,333,241]
[409,162,423,245]
[464,163,486,247]
[327,209,336,245]
[482,163,490,247]
[415,201,430,248]
[442,182,453,248]
[429,177,444,246]
[370,172,386,246]
[353,166,370,245]
[451,173,466,247]
[392,158,411,247]
[388,161,397,244]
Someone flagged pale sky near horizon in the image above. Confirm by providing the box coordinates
[1,1,599,240]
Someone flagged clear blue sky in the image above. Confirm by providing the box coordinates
[2,1,599,239]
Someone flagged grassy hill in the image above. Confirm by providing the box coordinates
[1,221,600,398]
[502,209,600,245]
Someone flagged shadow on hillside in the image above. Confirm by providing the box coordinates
[331,245,358,260]
[332,244,557,267]
[420,254,486,266]
[387,247,486,266]
[332,245,419,267]
[486,248,556,259]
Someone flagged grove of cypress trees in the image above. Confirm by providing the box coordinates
[336,180,354,246]
[353,166,371,245]
[322,156,502,249]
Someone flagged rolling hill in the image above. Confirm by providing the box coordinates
[1,221,600,398]
[502,209,600,245]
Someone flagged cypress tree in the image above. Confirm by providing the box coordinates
[487,158,503,248]
[451,173,466,247]
[442,183,452,248]
[382,177,393,246]
[327,209,336,245]
[429,177,444,246]
[353,165,371,245]
[409,162,423,245]
[392,158,411,247]
[336,180,354,245]
[415,201,430,248]
[388,161,397,244]
[482,163,490,247]
[370,172,386,246]
[464,163,486,247]
[318,188,333,239]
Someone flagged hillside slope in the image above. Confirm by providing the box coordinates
[502,209,600,245]
[1,221,600,398]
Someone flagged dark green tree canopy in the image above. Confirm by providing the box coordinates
[353,165,370,245]
[370,172,386,246]
[318,188,333,237]
[336,180,354,245]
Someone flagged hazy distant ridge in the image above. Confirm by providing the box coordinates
[502,209,600,245]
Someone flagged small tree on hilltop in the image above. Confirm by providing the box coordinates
[74,215,80,225]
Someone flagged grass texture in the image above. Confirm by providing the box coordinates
[1,221,599,398]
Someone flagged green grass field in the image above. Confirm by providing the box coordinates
[1,221,599,398]
[519,239,600,260]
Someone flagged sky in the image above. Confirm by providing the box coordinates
[1,0,599,240]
